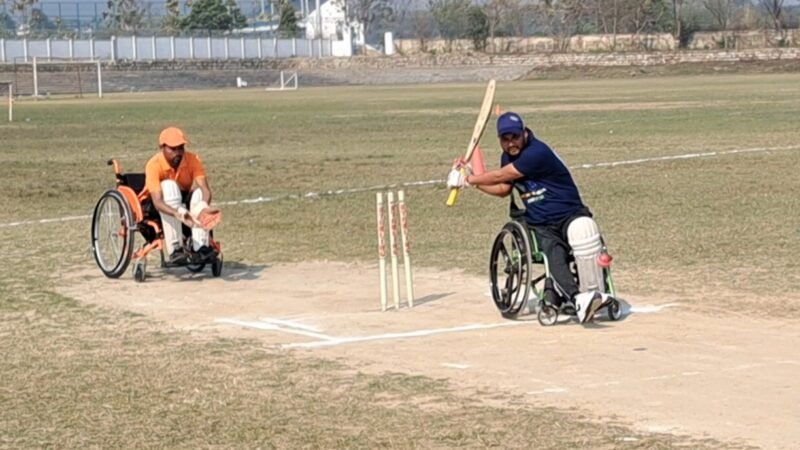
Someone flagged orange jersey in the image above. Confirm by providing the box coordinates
[145,151,207,194]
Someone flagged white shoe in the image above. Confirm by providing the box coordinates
[575,291,606,324]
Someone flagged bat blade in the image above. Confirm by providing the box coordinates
[446,79,496,207]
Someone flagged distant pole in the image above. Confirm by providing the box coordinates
[315,0,321,39]
[96,61,103,98]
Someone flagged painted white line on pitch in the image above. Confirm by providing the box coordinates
[281,321,527,349]
[0,214,93,228]
[527,388,568,395]
[442,363,471,369]
[215,318,335,340]
[628,303,680,314]
[4,145,798,229]
[571,145,800,170]
[722,363,765,372]
[258,317,323,333]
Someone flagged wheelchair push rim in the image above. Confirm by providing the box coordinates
[489,221,532,317]
[92,189,135,278]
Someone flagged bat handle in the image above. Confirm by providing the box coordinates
[446,188,459,206]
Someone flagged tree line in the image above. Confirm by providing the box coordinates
[0,0,798,49]
[0,0,303,37]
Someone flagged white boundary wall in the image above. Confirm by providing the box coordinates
[0,36,353,63]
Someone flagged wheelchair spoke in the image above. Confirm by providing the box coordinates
[489,221,534,318]
[92,190,135,278]
[99,198,125,269]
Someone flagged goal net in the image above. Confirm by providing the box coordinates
[265,71,298,91]
[11,57,103,98]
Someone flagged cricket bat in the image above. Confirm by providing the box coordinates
[446,79,496,207]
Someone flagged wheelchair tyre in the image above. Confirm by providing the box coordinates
[212,253,223,277]
[489,221,532,317]
[537,301,558,326]
[607,298,622,321]
[92,190,135,278]
[186,263,206,273]
[133,261,146,283]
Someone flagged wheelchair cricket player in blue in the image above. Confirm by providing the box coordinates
[447,111,622,326]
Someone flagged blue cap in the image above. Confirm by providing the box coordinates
[497,112,524,137]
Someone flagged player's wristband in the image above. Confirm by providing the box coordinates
[176,206,188,218]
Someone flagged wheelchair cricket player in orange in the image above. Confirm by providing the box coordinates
[91,127,223,282]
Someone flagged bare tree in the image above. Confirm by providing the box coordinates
[585,0,628,35]
[534,0,586,52]
[702,0,736,47]
[10,0,39,29]
[702,0,734,30]
[103,0,146,32]
[672,0,683,39]
[759,0,785,37]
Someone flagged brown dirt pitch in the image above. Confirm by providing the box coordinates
[59,261,800,449]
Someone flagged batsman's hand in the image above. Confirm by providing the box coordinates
[176,207,199,228]
[452,157,473,174]
[197,207,222,231]
[447,168,469,189]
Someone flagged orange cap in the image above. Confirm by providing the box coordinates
[158,127,188,147]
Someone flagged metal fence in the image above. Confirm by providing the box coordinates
[0,35,353,62]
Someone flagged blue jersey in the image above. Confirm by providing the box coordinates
[501,130,586,225]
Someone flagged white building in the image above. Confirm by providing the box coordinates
[303,0,363,48]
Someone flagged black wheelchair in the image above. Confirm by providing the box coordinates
[91,159,223,282]
[489,190,621,326]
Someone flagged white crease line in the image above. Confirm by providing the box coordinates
[258,317,323,333]
[628,303,680,314]
[281,321,527,349]
[215,318,335,340]
[527,388,568,395]
[4,145,798,229]
[572,145,800,170]
[0,214,92,228]
[442,363,471,369]
[723,363,765,372]
[585,380,621,388]
[643,374,675,381]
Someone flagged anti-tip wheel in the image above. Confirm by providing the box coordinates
[186,263,206,273]
[212,253,223,277]
[133,261,146,283]
[607,299,622,321]
[537,303,558,326]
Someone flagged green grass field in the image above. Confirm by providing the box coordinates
[1,73,798,448]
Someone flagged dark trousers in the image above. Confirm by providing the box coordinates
[531,208,592,304]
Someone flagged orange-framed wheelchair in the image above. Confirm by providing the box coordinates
[91,159,223,282]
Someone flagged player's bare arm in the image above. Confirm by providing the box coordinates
[465,163,522,198]
[194,176,213,204]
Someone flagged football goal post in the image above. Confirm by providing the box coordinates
[265,71,298,91]
[12,57,103,99]
[0,82,12,122]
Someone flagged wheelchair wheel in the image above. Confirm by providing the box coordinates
[92,190,135,278]
[186,263,206,273]
[133,260,146,283]
[212,253,223,277]
[489,221,532,317]
[607,298,622,321]
[537,301,558,326]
